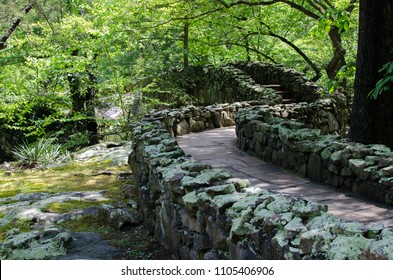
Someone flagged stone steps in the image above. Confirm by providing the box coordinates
[261,84,295,103]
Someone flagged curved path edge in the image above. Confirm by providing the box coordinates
[176,126,393,228]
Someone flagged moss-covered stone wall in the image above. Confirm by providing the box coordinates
[128,63,393,259]
[231,62,326,103]
[235,107,393,205]
[184,65,281,106]
[184,63,349,133]
[144,103,242,137]
[129,105,393,260]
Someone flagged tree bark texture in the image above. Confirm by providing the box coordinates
[325,26,346,80]
[349,0,393,147]
[183,21,189,69]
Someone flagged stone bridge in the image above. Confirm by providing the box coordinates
[128,62,393,260]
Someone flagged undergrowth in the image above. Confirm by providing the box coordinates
[11,137,62,166]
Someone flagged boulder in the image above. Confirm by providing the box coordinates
[98,204,142,229]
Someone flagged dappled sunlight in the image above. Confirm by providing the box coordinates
[0,160,131,198]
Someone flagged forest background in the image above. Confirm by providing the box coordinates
[0,0,363,163]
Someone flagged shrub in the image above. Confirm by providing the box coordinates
[12,137,62,166]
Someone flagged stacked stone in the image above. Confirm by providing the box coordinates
[142,103,247,137]
[141,93,345,141]
[235,99,344,135]
[232,62,323,102]
[187,65,283,106]
[231,62,349,122]
[235,108,393,205]
[128,62,392,259]
[129,118,393,260]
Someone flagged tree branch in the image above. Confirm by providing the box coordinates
[325,25,346,79]
[146,7,224,29]
[314,0,329,11]
[214,0,321,19]
[321,0,335,9]
[203,40,278,64]
[306,0,325,15]
[214,0,277,8]
[31,0,55,35]
[0,4,33,50]
[233,42,278,63]
[265,32,321,81]
[253,20,321,80]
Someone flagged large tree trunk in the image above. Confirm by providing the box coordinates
[349,0,393,147]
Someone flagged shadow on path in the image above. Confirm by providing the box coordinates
[177,126,393,228]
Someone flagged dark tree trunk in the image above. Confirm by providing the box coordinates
[67,73,84,112]
[67,71,98,145]
[244,35,251,61]
[183,20,189,69]
[326,26,347,80]
[349,0,393,147]
[85,72,99,144]
[0,5,33,50]
[66,48,98,144]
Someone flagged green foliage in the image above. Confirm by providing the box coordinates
[369,62,393,100]
[0,0,360,155]
[11,137,62,165]
[0,94,69,139]
[311,7,351,36]
[325,65,356,93]
[56,131,92,151]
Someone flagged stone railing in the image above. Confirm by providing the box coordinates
[144,103,244,137]
[144,96,345,139]
[231,62,327,102]
[184,64,282,106]
[128,104,393,260]
[182,63,349,133]
[235,108,393,205]
[128,62,393,259]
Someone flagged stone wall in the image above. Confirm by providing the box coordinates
[129,110,393,259]
[144,96,345,140]
[231,62,325,102]
[185,65,282,106]
[144,103,244,138]
[129,112,393,260]
[183,63,349,134]
[235,108,393,205]
[127,63,393,259]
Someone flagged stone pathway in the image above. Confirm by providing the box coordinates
[176,126,393,228]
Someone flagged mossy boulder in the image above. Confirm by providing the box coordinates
[0,229,72,260]
[327,234,371,260]
[98,204,142,229]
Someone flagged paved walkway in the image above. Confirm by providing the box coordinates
[176,126,393,228]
